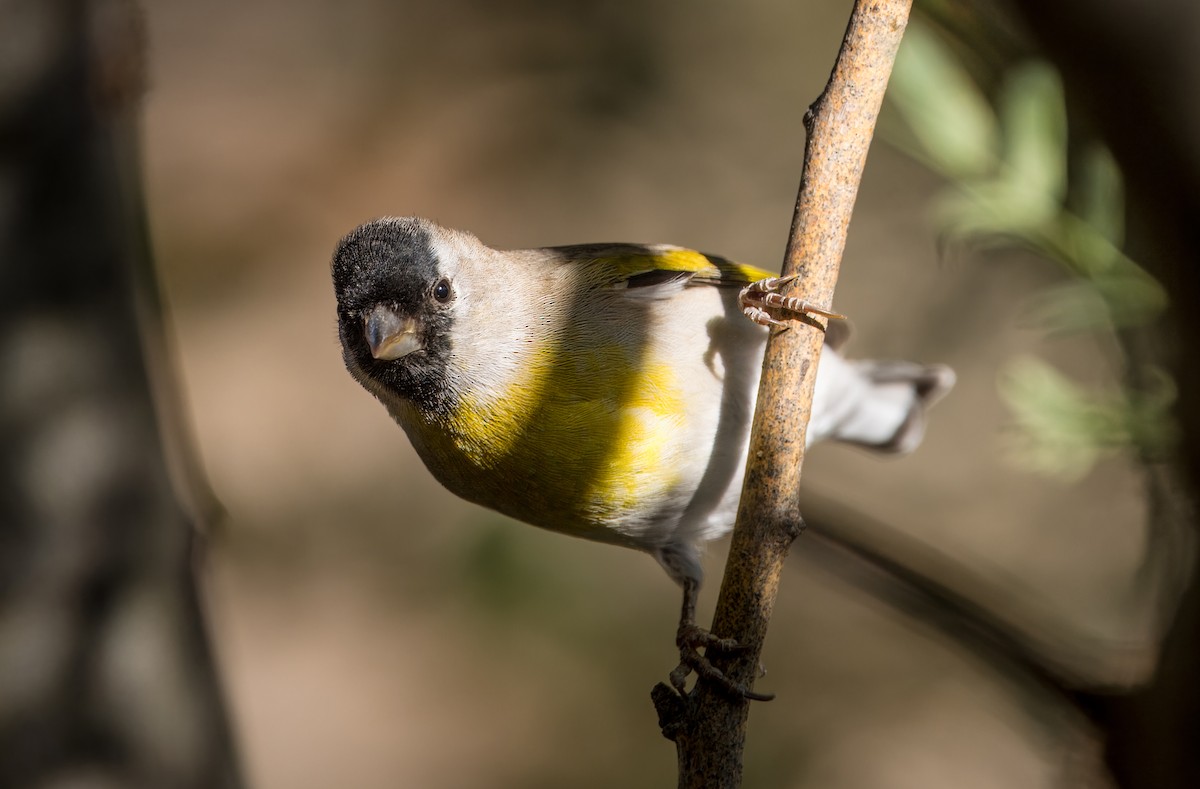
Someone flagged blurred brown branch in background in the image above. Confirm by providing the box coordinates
[653,1,914,785]
[0,1,240,786]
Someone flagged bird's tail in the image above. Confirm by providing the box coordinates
[810,347,955,454]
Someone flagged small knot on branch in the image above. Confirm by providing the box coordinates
[651,682,688,742]
[803,103,819,133]
[788,514,808,542]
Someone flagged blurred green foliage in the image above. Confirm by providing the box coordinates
[887,20,1174,478]
[999,356,1176,479]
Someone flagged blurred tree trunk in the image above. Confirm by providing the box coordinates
[1005,2,1200,787]
[0,1,241,786]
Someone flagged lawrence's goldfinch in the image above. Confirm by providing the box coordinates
[332,217,953,693]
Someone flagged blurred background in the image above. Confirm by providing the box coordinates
[6,0,1197,787]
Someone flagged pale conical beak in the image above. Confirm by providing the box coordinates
[365,305,422,360]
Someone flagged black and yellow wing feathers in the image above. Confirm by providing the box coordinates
[549,243,774,292]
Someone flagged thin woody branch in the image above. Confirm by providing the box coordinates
[653,0,915,785]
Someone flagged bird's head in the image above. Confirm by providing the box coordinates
[331,217,462,416]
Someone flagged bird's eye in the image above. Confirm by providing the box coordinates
[432,278,453,303]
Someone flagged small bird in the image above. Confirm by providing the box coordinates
[332,217,953,696]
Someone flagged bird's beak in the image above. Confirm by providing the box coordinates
[365,305,422,360]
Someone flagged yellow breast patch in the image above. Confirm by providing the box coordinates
[409,341,687,541]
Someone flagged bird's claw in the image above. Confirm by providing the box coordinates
[739,274,846,329]
[670,623,775,702]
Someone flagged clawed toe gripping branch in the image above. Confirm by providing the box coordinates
[739,274,846,330]
[668,579,775,703]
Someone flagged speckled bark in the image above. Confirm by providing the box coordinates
[654,1,914,785]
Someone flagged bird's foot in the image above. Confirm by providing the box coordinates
[739,274,846,329]
[669,622,774,702]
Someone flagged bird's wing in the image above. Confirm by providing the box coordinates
[545,244,855,352]
[548,243,775,296]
